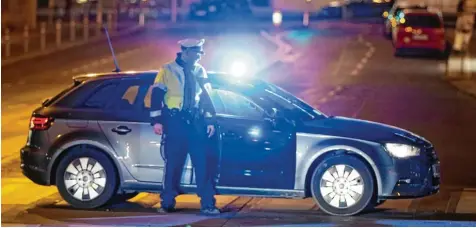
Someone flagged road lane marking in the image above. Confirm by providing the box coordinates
[456,190,476,213]
[356,63,364,70]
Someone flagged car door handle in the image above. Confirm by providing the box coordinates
[112,126,131,135]
[223,131,238,138]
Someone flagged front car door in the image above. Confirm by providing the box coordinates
[207,87,297,190]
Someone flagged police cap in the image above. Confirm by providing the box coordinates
[178,38,205,53]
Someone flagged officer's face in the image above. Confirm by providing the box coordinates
[184,49,203,63]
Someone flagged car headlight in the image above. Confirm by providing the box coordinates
[384,143,420,158]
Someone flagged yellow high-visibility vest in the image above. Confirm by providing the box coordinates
[150,61,212,119]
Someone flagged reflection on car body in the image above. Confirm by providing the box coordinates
[21,71,440,216]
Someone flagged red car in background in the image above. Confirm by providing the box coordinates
[392,9,447,57]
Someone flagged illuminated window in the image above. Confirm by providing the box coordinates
[209,89,264,119]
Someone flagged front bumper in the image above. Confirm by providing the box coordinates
[21,146,51,186]
[380,146,440,199]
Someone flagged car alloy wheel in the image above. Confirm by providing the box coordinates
[319,164,364,209]
[56,145,118,209]
[63,157,107,201]
[310,154,375,216]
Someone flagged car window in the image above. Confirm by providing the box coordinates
[143,86,153,109]
[209,89,264,119]
[404,14,441,28]
[121,85,140,106]
[109,81,145,110]
[82,83,119,109]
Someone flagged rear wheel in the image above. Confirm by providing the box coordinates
[310,154,375,216]
[55,146,118,209]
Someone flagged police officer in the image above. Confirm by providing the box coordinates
[150,38,220,215]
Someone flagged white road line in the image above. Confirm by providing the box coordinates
[358,35,364,42]
[356,63,364,70]
[361,58,368,64]
[351,70,359,76]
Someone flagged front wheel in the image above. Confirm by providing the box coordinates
[310,154,375,216]
[55,145,118,209]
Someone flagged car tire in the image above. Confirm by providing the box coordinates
[310,154,375,216]
[394,48,402,57]
[55,145,118,209]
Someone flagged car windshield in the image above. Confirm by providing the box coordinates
[261,82,327,120]
[404,14,441,28]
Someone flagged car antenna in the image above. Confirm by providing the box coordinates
[103,25,121,73]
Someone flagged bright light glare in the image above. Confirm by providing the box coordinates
[248,127,261,137]
[384,143,420,158]
[230,61,247,77]
[273,11,283,26]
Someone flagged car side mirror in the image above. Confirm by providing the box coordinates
[266,107,280,118]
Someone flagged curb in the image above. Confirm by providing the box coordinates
[445,53,476,99]
[1,25,144,67]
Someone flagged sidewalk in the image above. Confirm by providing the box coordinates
[446,34,476,98]
[1,22,142,66]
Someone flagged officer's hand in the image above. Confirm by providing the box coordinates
[207,125,215,138]
[153,123,163,135]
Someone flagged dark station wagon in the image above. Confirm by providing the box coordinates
[21,71,440,216]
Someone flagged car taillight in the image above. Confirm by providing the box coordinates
[30,116,53,130]
[434,28,444,35]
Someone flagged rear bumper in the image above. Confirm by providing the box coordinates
[21,146,51,186]
[395,40,446,52]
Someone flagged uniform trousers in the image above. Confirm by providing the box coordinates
[160,108,217,209]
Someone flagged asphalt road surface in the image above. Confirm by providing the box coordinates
[2,21,476,226]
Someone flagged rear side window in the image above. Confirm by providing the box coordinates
[43,83,77,107]
[404,14,441,28]
[82,83,119,109]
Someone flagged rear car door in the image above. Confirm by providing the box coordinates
[208,88,296,190]
[94,78,148,182]
[98,77,193,184]
[134,78,194,184]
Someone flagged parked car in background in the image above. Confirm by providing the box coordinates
[392,8,447,57]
